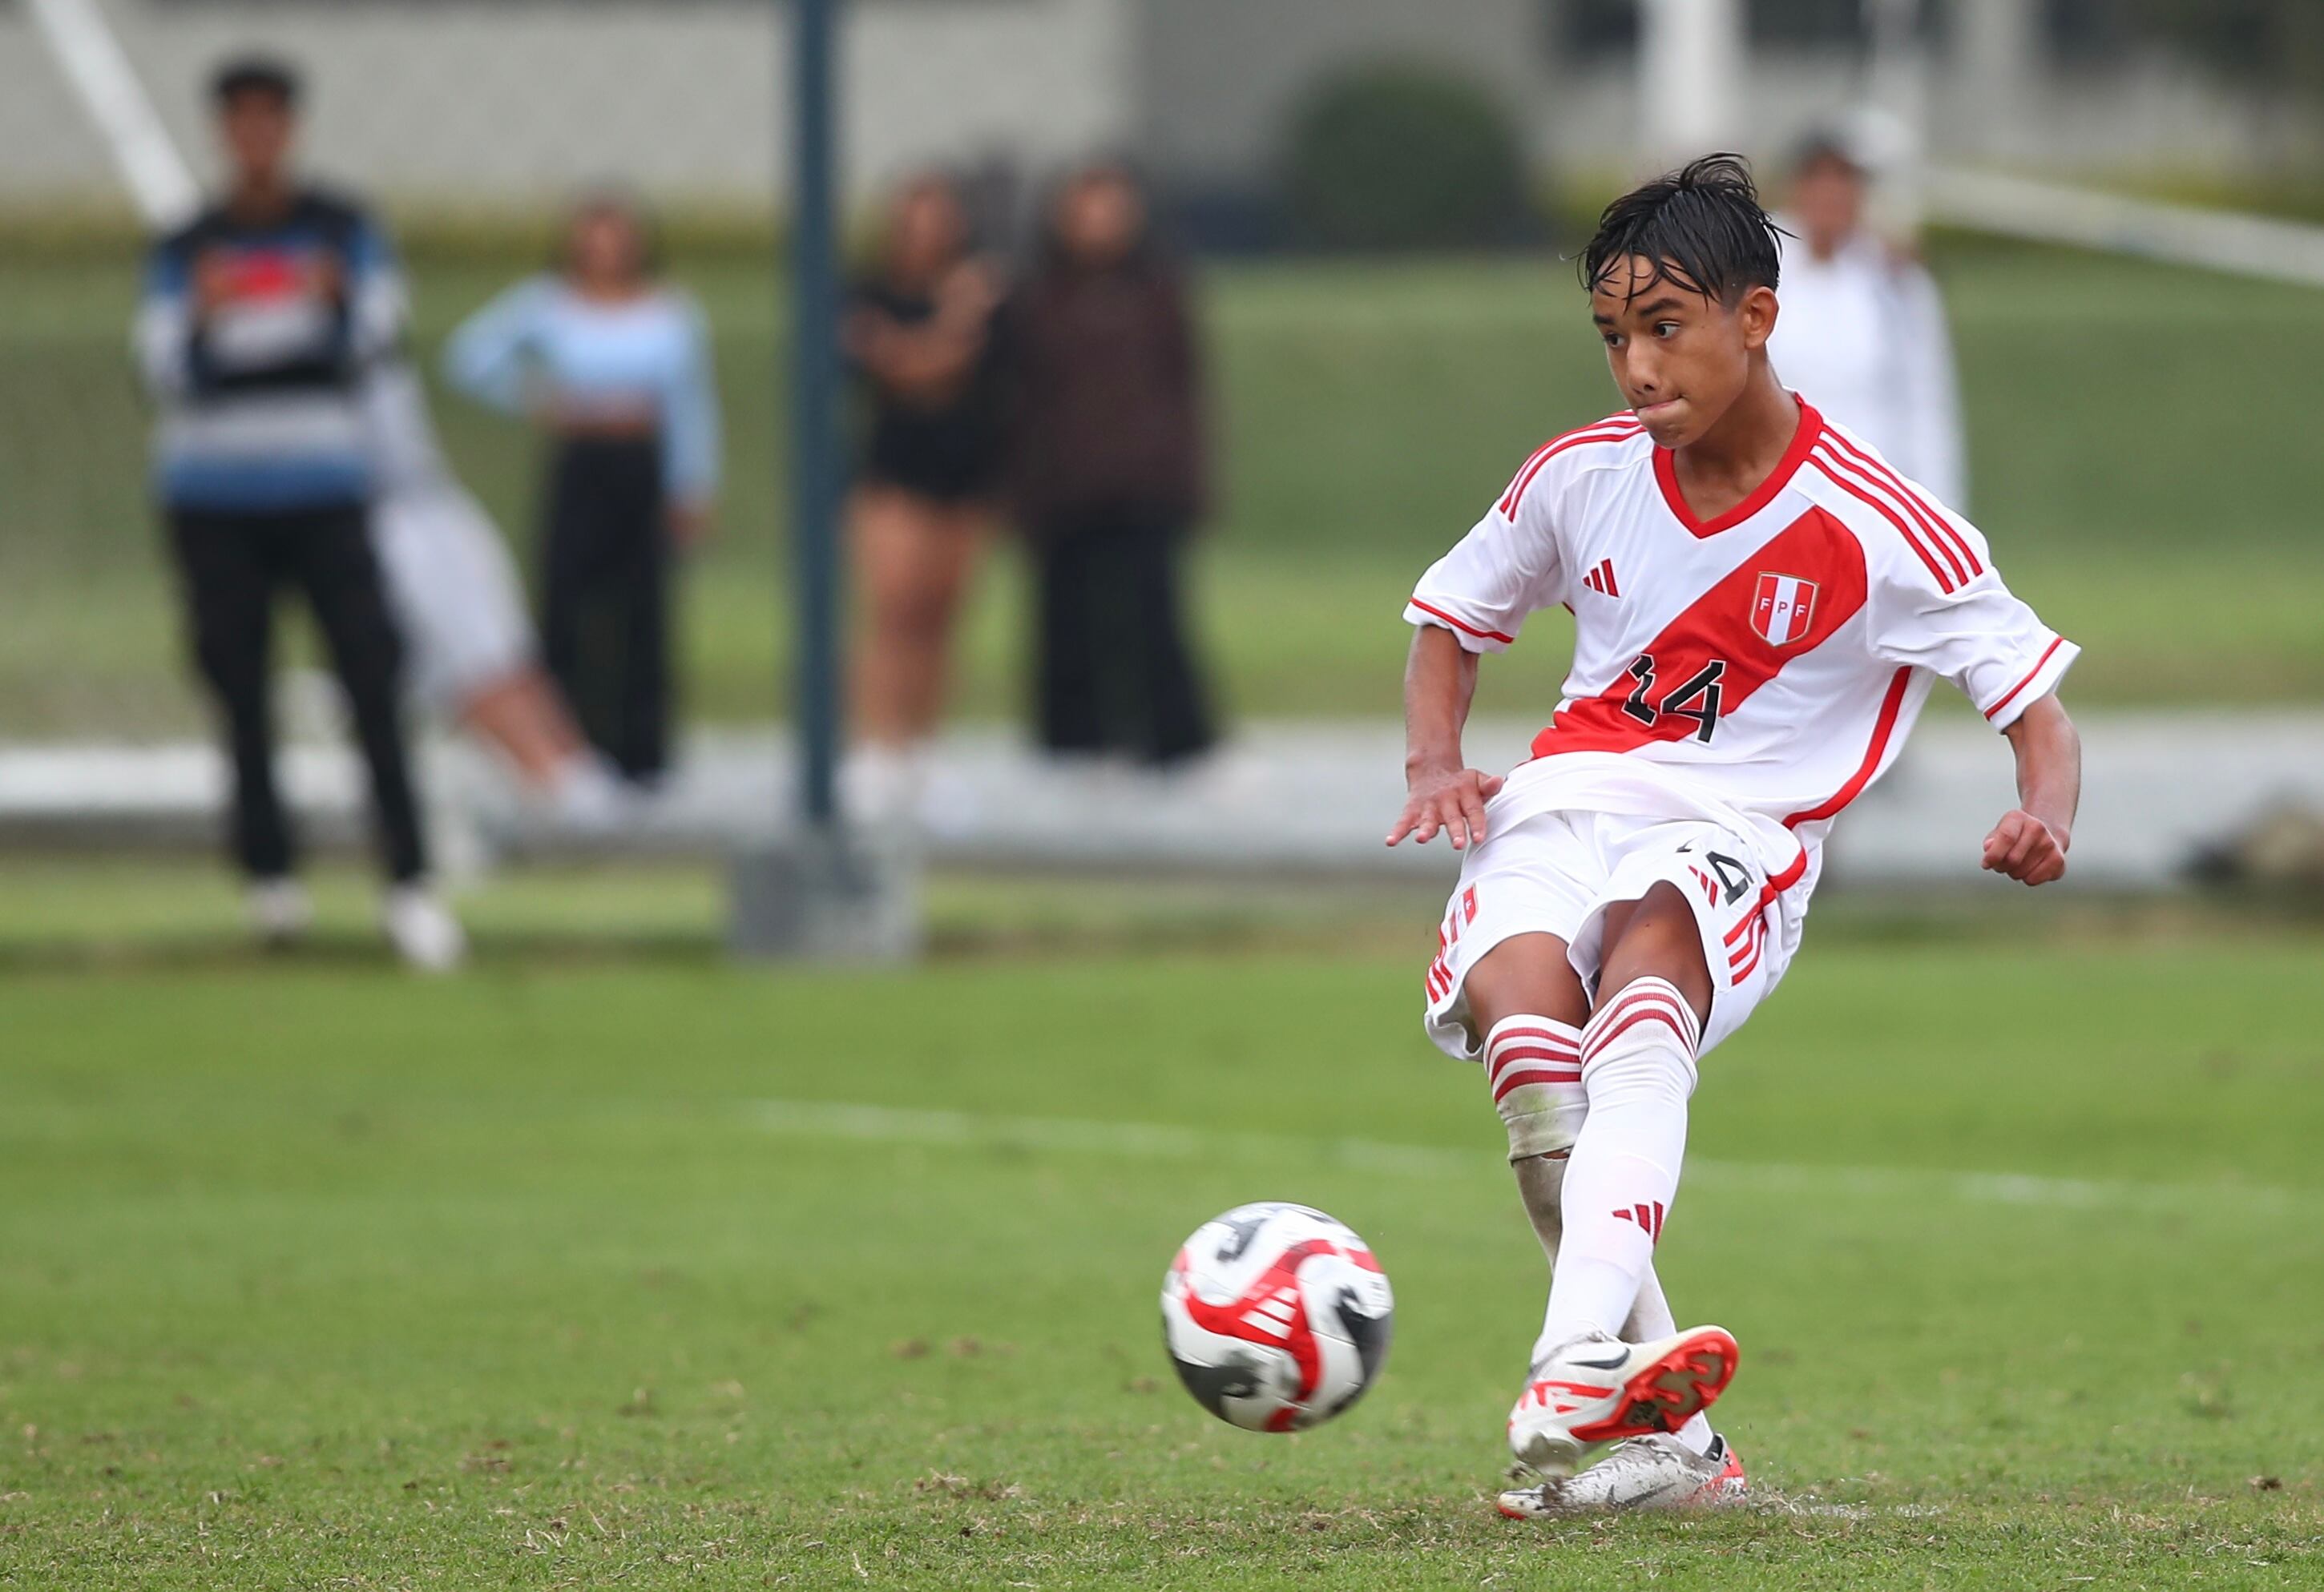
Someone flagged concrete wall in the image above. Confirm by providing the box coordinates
[0,0,1133,209]
[0,0,2310,216]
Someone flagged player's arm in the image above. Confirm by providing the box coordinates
[1387,624,1504,850]
[133,236,198,399]
[1857,493,2081,887]
[1983,693,2078,886]
[1388,460,1563,850]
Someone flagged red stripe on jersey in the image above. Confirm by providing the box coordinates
[1983,636,2067,721]
[1810,446,1961,591]
[1530,507,1870,760]
[1818,428,1982,579]
[1723,844,1811,965]
[1652,399,1824,538]
[1408,598,1515,646]
[1784,665,1914,829]
[1499,418,1643,518]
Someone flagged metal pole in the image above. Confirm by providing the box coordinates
[731,0,916,960]
[789,0,841,828]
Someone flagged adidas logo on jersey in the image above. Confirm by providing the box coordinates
[1583,558,1621,597]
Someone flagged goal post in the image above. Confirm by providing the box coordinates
[23,0,198,229]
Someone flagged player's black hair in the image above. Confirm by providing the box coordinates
[211,54,301,110]
[1579,153,1785,306]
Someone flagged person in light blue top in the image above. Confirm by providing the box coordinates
[442,193,720,783]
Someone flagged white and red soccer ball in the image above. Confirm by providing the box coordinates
[1159,1203,1394,1432]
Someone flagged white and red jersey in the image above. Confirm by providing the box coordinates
[1405,397,2076,894]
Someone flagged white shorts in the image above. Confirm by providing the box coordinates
[1422,808,1802,1062]
[372,482,535,711]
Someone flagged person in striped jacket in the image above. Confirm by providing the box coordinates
[136,55,460,969]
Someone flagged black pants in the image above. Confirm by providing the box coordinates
[540,437,670,783]
[167,502,426,885]
[1032,508,1216,765]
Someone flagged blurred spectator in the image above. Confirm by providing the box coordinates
[838,174,1007,824]
[1769,132,1966,506]
[442,194,720,786]
[361,363,623,827]
[135,56,462,969]
[1009,163,1217,768]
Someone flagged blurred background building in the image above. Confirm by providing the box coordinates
[4,0,2323,915]
[3,2,2322,219]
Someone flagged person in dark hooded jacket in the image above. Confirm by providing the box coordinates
[1007,163,1216,766]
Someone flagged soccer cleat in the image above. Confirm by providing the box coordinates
[1496,1432,1746,1517]
[1507,1325,1740,1477]
[382,885,467,973]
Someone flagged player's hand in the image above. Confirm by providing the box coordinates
[1387,765,1504,851]
[191,250,237,317]
[1981,809,2068,886]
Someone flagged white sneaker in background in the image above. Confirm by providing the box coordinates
[540,754,631,836]
[247,878,313,949]
[382,884,467,973]
[840,743,926,830]
[1497,1431,1747,1517]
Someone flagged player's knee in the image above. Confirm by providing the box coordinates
[1485,1014,1587,1163]
[1580,974,1701,1105]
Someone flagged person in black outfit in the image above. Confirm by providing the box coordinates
[1008,163,1217,767]
[135,57,461,969]
[837,173,1007,822]
[442,195,722,788]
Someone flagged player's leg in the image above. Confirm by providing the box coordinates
[843,487,982,820]
[1032,519,1105,755]
[1537,884,1709,1346]
[1503,881,1740,1474]
[611,487,672,784]
[169,510,295,891]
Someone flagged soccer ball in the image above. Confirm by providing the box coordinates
[1159,1202,1394,1433]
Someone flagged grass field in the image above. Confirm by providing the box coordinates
[5,241,2323,734]
[5,860,2323,1587]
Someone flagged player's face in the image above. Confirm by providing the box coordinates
[217,91,295,188]
[569,209,645,288]
[1793,158,1866,253]
[1590,256,1777,448]
[890,184,968,280]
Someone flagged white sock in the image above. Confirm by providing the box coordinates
[1536,977,1700,1352]
[1484,1014,1585,1163]
[1624,1268,1715,1455]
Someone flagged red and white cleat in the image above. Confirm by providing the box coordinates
[1506,1326,1740,1477]
[1496,1432,1747,1516]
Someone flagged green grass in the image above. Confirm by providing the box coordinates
[4,861,2324,1586]
[4,242,2323,733]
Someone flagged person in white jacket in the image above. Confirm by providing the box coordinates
[1769,132,1967,509]
[361,361,622,829]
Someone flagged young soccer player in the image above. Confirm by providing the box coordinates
[1388,156,2080,1513]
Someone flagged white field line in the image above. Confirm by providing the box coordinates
[752,1099,2315,1218]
